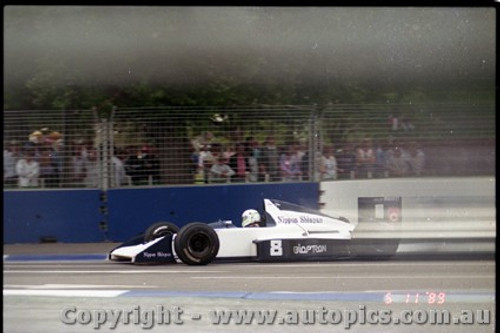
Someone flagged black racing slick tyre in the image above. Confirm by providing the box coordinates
[174,223,219,265]
[144,222,180,242]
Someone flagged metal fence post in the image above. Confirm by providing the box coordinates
[93,106,115,241]
[93,107,115,191]
[309,107,323,182]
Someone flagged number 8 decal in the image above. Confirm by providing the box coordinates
[270,240,283,256]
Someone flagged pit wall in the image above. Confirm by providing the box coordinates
[3,183,319,244]
[319,177,496,238]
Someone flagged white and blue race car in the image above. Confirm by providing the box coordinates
[109,198,399,265]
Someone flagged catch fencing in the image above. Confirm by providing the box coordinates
[3,103,495,189]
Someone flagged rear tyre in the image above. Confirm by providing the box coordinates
[174,222,219,265]
[144,222,179,242]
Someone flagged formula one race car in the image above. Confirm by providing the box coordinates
[109,198,399,265]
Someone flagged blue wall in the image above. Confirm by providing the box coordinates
[4,183,319,243]
[107,183,318,241]
[3,189,105,243]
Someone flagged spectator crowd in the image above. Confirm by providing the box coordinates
[4,130,63,189]
[3,129,161,189]
[4,129,426,189]
[189,131,426,184]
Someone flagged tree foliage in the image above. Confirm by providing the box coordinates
[5,74,493,111]
[4,7,494,110]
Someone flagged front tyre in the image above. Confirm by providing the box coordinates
[144,222,180,242]
[174,223,219,265]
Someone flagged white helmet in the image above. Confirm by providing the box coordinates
[242,209,261,227]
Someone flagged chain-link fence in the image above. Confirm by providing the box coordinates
[4,103,495,189]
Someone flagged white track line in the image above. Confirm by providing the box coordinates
[4,290,127,297]
[4,284,158,289]
[191,275,494,279]
[4,270,229,274]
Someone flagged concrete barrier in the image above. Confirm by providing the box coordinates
[319,177,496,238]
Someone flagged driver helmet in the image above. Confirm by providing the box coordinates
[241,209,261,228]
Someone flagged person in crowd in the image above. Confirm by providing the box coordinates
[241,209,261,228]
[84,148,99,187]
[37,140,62,188]
[222,143,235,160]
[135,146,152,185]
[229,142,250,183]
[140,145,160,185]
[124,145,157,185]
[246,137,261,182]
[197,145,210,183]
[4,140,20,188]
[300,149,310,181]
[386,145,410,177]
[336,144,357,179]
[296,142,307,163]
[69,141,89,187]
[28,130,44,144]
[112,148,127,187]
[51,140,63,186]
[260,136,280,182]
[15,144,40,188]
[191,146,206,184]
[210,143,225,161]
[321,145,341,181]
[199,143,224,184]
[407,142,426,176]
[38,144,54,188]
[300,143,323,181]
[133,145,160,185]
[124,145,141,185]
[356,138,376,178]
[280,144,302,182]
[209,157,235,183]
[191,131,215,153]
